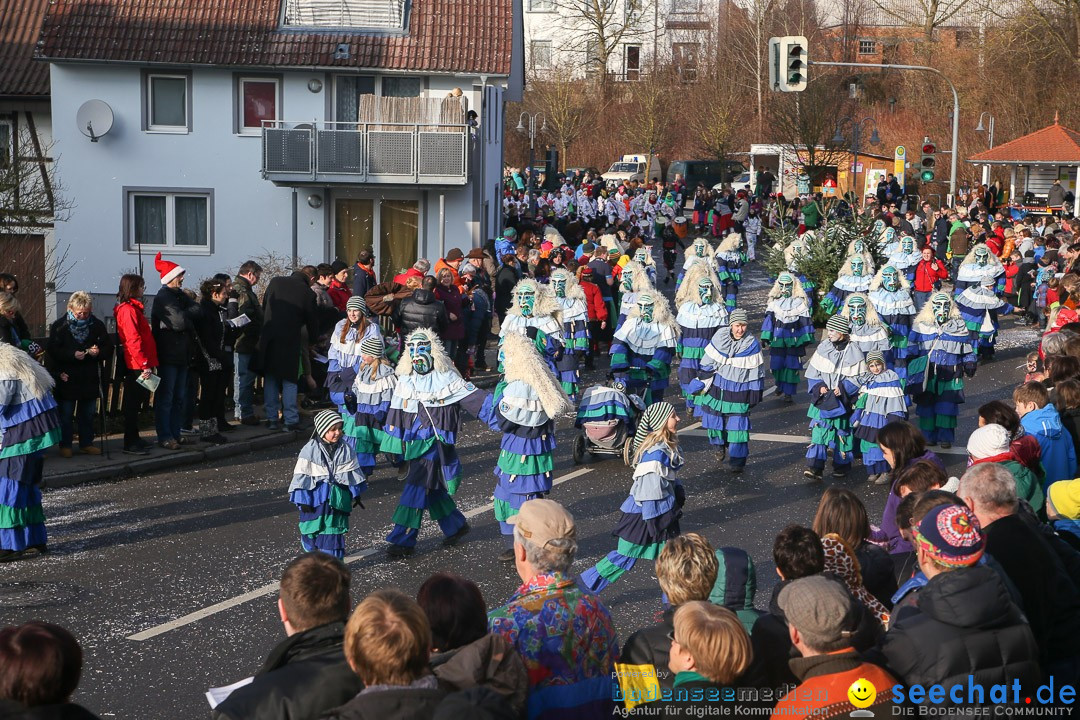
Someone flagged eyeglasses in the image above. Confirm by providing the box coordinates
[666,631,679,645]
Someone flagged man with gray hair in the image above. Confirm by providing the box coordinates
[488,499,618,719]
[958,463,1080,681]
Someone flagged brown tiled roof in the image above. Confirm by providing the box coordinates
[0,0,51,97]
[969,120,1080,164]
[36,0,513,76]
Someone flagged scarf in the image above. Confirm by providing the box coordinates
[67,310,92,344]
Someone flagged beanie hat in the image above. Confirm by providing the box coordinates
[967,423,1011,460]
[866,350,885,365]
[346,296,368,316]
[633,401,675,455]
[729,309,748,325]
[154,252,184,285]
[446,248,464,261]
[360,335,384,358]
[914,504,985,567]
[331,260,349,274]
[826,315,851,334]
[1049,478,1080,519]
[503,228,517,239]
[313,409,344,439]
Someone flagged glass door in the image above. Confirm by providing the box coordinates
[379,199,419,281]
[334,199,374,265]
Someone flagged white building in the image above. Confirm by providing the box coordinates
[36,0,523,312]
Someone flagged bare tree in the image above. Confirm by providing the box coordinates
[729,0,780,136]
[617,66,678,179]
[687,50,744,161]
[868,0,978,41]
[525,63,601,167]
[768,75,851,181]
[552,0,655,80]
[0,127,72,229]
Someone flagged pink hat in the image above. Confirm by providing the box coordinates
[154,252,184,285]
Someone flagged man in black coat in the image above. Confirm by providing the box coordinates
[351,249,378,299]
[150,253,201,449]
[232,261,263,426]
[213,553,363,720]
[872,503,1042,700]
[959,464,1080,682]
[395,276,448,338]
[257,271,318,431]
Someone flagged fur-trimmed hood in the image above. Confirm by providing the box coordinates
[396,328,456,376]
[543,225,567,247]
[914,294,963,325]
[783,239,806,267]
[870,264,912,292]
[960,245,1005,270]
[838,252,876,277]
[769,274,809,301]
[840,292,883,326]
[620,261,655,294]
[500,332,573,418]
[599,233,622,253]
[675,261,724,306]
[624,290,679,333]
[718,233,743,254]
[0,342,54,397]
[549,268,586,302]
[846,238,871,257]
[508,278,562,325]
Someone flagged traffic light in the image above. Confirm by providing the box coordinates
[768,36,808,92]
[920,138,936,182]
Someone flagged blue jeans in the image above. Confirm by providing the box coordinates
[914,290,932,311]
[234,352,257,420]
[60,398,97,448]
[264,374,299,426]
[155,363,189,443]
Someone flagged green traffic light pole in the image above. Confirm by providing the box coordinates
[809,60,959,204]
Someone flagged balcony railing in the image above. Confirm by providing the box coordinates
[261,120,469,185]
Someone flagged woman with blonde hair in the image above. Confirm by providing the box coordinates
[345,335,397,477]
[328,296,381,450]
[580,401,684,592]
[45,291,112,458]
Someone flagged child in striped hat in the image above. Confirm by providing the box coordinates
[851,350,909,484]
[580,401,684,593]
[345,335,398,477]
[287,409,367,559]
[327,295,382,414]
[804,315,866,480]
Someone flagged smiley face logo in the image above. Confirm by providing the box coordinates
[848,678,877,709]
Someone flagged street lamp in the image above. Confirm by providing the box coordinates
[833,116,880,203]
[516,111,546,218]
[976,111,995,188]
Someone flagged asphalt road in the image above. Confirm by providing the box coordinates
[0,263,1036,719]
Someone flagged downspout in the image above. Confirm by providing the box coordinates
[439,193,446,258]
[291,188,299,268]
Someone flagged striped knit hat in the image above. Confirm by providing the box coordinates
[347,296,368,316]
[360,335,384,358]
[826,315,851,334]
[633,401,675,455]
[866,350,885,365]
[729,309,748,325]
[314,409,343,438]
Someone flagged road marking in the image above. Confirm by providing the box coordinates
[680,428,968,455]
[680,422,702,433]
[127,468,596,641]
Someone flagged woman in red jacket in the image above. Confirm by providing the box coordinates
[114,274,158,455]
[912,247,950,310]
[577,266,608,368]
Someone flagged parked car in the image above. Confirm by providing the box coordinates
[602,154,663,185]
[714,172,751,191]
[668,159,746,190]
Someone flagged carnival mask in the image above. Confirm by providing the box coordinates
[853,239,865,254]
[517,285,537,317]
[884,227,897,243]
[975,246,990,266]
[932,293,951,324]
[622,268,635,292]
[873,220,885,235]
[901,236,915,254]
[694,239,707,258]
[850,256,865,277]
[637,294,656,323]
[552,275,567,298]
[882,266,900,292]
[848,296,867,326]
[778,273,795,298]
[697,278,713,304]
[407,334,434,375]
[634,249,649,264]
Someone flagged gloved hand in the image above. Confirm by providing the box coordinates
[299,504,315,514]
[344,391,358,414]
[964,361,977,378]
[673,484,686,509]
[352,497,365,509]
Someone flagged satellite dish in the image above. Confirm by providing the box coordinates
[76,100,114,143]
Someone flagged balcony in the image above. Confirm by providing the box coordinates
[261,120,470,186]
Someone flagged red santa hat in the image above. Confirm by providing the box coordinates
[154,252,185,285]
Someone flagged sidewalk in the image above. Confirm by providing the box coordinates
[42,367,502,489]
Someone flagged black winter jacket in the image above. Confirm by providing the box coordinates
[212,621,363,720]
[621,607,677,690]
[45,315,113,402]
[232,276,263,355]
[872,564,1042,699]
[257,272,319,380]
[194,299,238,373]
[395,290,448,338]
[151,285,201,366]
[322,685,448,720]
[0,699,100,719]
[856,541,899,609]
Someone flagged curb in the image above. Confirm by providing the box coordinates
[42,430,302,489]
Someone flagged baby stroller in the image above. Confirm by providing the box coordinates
[572,380,644,465]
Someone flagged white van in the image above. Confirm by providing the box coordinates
[602,154,663,185]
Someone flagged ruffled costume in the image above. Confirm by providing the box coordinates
[675,263,729,411]
[821,253,875,316]
[868,273,917,368]
[954,285,1013,359]
[851,369,909,476]
[714,234,745,311]
[761,280,814,398]
[805,340,866,474]
[551,272,590,401]
[326,321,383,456]
[611,298,680,405]
[906,309,977,445]
[348,362,397,476]
[288,438,367,558]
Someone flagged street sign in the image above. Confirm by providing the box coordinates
[894,146,906,191]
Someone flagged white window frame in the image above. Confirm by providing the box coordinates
[671,0,700,12]
[528,0,555,11]
[146,73,190,133]
[0,118,12,168]
[237,76,281,135]
[624,44,641,80]
[124,188,214,255]
[858,39,877,55]
[531,40,553,71]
